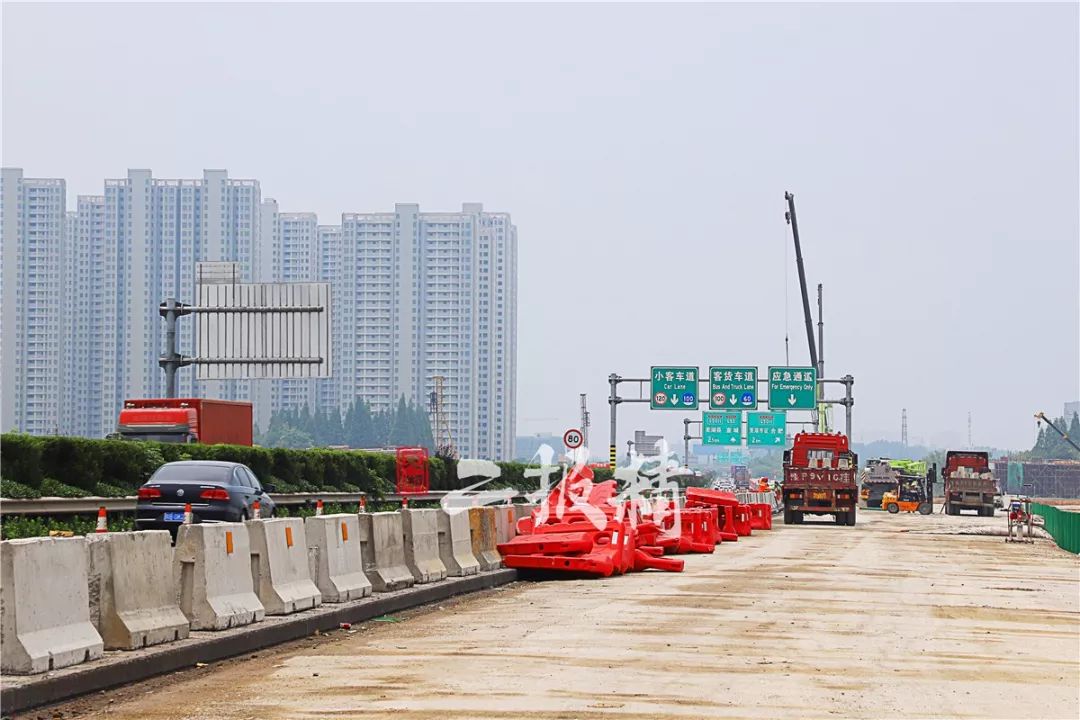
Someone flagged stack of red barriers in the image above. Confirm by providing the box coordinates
[497,468,770,578]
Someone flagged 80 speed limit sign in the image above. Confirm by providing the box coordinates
[563,428,584,449]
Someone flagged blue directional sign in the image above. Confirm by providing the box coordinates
[709,366,758,410]
[747,411,787,446]
[650,366,699,410]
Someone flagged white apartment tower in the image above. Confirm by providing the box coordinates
[1,169,67,435]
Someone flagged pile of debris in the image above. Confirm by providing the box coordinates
[497,467,768,578]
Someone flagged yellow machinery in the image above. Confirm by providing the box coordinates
[881,481,932,515]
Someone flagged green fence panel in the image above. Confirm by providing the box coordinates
[1030,503,1080,554]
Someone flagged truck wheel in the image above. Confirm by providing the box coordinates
[847,509,857,526]
[918,503,932,515]
[886,503,899,514]
[834,512,846,525]
[783,508,793,525]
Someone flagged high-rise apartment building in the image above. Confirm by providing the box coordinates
[1,168,67,435]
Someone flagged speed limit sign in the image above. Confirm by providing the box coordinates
[563,428,584,449]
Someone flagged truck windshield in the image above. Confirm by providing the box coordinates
[150,465,234,483]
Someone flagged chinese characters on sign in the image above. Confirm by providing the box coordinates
[767,366,817,410]
[708,366,758,409]
[650,366,699,410]
[747,411,786,446]
[702,411,742,446]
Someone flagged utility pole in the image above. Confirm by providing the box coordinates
[580,393,590,449]
[817,283,825,432]
[902,408,908,446]
[968,411,973,449]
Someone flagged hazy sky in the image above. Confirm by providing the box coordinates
[4,2,1078,452]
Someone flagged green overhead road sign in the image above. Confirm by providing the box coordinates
[650,366,699,410]
[747,411,787,446]
[702,411,742,445]
[768,366,817,410]
[708,366,758,409]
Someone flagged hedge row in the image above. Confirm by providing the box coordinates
[0,433,613,499]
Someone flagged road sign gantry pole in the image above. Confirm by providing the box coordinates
[609,371,855,469]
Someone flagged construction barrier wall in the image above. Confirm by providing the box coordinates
[86,531,189,649]
[173,523,265,630]
[247,518,322,614]
[1031,503,1080,554]
[401,509,447,583]
[305,514,373,602]
[468,507,502,570]
[358,512,415,592]
[997,460,1080,498]
[0,537,104,674]
[436,509,480,577]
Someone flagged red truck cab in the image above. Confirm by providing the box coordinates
[116,398,253,445]
[782,432,858,526]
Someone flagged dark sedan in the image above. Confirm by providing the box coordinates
[135,460,275,530]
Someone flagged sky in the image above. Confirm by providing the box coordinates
[3,1,1078,453]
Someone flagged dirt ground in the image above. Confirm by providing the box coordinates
[30,509,1080,720]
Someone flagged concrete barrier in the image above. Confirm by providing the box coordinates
[1,537,104,674]
[494,504,518,546]
[247,518,322,615]
[468,507,502,570]
[436,509,480,577]
[401,509,447,583]
[358,512,415,592]
[304,514,372,602]
[174,523,265,630]
[86,531,189,650]
[514,503,537,521]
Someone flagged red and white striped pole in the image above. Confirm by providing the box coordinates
[95,506,108,533]
[401,496,409,510]
[315,499,324,516]
[358,496,367,513]
[252,500,261,519]
[183,503,193,525]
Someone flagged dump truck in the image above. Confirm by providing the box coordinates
[942,450,995,516]
[782,432,858,526]
[115,398,253,446]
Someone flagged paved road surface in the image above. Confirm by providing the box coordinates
[47,510,1080,720]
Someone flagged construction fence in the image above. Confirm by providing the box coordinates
[1030,503,1080,555]
[994,460,1080,499]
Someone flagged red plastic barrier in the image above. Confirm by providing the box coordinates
[734,505,753,537]
[497,530,600,556]
[633,548,685,572]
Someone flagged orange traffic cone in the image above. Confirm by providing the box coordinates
[315,499,324,516]
[252,500,261,519]
[95,506,108,533]
[183,503,193,525]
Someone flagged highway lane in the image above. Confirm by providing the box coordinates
[48,510,1080,720]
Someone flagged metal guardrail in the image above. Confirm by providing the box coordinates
[0,491,454,517]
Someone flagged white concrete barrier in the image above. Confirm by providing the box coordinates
[493,504,517,546]
[436,509,480,577]
[247,518,322,615]
[401,509,447,583]
[1,537,104,674]
[174,523,265,630]
[86,531,189,649]
[358,512,415,592]
[304,514,372,602]
[468,507,502,570]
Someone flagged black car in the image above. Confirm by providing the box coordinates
[135,461,276,530]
